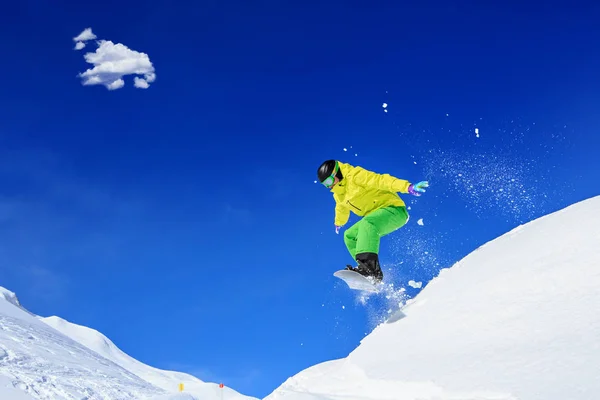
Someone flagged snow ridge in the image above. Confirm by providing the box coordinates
[0,288,31,316]
[41,315,255,400]
[0,309,161,399]
[0,287,257,400]
[264,195,600,400]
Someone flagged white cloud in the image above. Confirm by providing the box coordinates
[73,28,156,90]
[74,28,97,42]
[73,28,97,50]
[134,73,155,89]
[134,77,149,89]
[107,79,125,90]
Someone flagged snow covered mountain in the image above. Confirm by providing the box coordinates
[2,196,599,400]
[263,196,600,400]
[0,286,258,400]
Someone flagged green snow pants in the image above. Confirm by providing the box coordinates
[343,205,409,259]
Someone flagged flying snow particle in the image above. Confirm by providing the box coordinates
[343,148,347,151]
[408,280,423,289]
[417,218,424,226]
[475,128,480,138]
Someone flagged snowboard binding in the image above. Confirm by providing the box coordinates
[345,252,383,284]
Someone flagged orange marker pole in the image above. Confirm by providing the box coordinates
[219,383,224,400]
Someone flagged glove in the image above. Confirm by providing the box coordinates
[408,181,429,196]
[335,225,341,234]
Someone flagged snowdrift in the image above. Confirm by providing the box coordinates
[264,196,600,400]
[0,287,257,400]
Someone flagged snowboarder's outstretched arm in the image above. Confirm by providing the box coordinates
[350,165,413,193]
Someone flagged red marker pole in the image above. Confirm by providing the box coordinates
[219,383,224,400]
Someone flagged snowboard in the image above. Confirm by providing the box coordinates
[334,269,408,323]
[333,269,381,293]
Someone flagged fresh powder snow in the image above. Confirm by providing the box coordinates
[263,196,600,400]
[42,316,256,400]
[0,287,257,400]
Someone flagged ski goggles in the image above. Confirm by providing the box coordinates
[320,161,339,188]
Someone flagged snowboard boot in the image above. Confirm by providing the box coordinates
[345,252,383,284]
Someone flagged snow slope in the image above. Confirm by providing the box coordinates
[264,196,600,400]
[0,287,257,400]
[0,287,161,399]
[41,315,255,400]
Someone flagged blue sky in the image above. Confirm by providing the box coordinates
[1,1,599,398]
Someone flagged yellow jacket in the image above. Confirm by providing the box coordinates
[330,162,412,227]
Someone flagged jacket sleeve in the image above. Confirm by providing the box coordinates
[334,198,350,227]
[351,165,412,193]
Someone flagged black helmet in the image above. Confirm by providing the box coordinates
[317,160,342,186]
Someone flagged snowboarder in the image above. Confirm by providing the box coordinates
[317,160,428,284]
